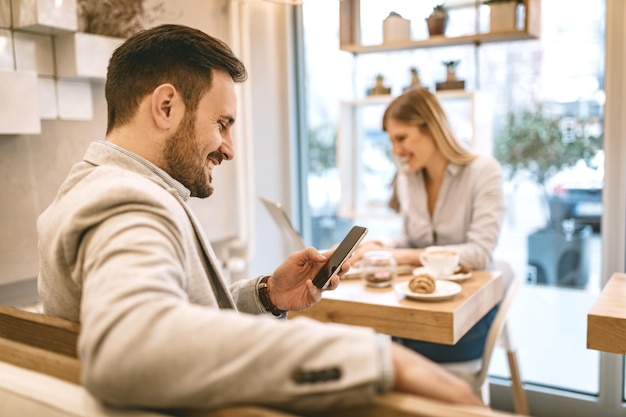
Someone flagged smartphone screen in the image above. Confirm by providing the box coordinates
[312,225,368,289]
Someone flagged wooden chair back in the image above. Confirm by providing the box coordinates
[441,261,529,415]
[0,304,80,356]
[0,304,81,384]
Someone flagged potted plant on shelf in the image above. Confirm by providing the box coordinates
[425,4,448,37]
[366,74,391,96]
[54,0,165,80]
[494,107,602,288]
[436,60,465,91]
[77,0,165,38]
[442,60,460,81]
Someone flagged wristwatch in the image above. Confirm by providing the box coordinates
[258,276,287,317]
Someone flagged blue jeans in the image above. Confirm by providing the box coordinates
[393,305,499,363]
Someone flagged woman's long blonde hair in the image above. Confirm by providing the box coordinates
[382,87,476,164]
[383,88,477,211]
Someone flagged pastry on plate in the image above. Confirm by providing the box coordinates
[408,273,436,294]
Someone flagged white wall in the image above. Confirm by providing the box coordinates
[0,86,106,286]
[245,0,297,277]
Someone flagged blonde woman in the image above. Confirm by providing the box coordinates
[353,87,506,362]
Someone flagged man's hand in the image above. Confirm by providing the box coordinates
[267,247,349,311]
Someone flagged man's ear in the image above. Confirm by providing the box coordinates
[151,83,183,130]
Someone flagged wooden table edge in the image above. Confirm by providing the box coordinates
[587,273,626,354]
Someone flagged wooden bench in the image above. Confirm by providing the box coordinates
[0,304,81,384]
[0,304,523,417]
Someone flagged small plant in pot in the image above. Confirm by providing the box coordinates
[436,60,464,90]
[442,60,460,81]
[425,4,448,37]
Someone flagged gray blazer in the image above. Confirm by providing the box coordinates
[38,141,390,413]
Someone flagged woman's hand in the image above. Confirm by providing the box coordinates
[352,244,426,268]
[350,240,388,266]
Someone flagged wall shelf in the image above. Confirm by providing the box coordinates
[339,0,541,55]
[340,30,538,54]
[0,23,122,132]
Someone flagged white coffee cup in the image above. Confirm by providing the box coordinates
[419,248,459,277]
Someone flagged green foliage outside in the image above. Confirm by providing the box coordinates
[495,109,602,187]
[495,108,603,229]
[308,123,337,175]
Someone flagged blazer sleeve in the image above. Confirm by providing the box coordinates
[77,210,391,414]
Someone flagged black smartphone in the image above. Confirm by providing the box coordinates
[312,225,368,289]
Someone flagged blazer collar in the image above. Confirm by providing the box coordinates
[84,141,192,202]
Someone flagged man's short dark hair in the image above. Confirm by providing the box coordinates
[105,24,248,132]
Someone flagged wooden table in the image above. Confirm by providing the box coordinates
[587,272,626,354]
[290,270,503,345]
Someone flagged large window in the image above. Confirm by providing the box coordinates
[300,0,618,414]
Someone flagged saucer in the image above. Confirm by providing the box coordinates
[394,280,462,301]
[412,266,472,282]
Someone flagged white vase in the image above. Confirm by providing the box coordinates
[383,13,411,43]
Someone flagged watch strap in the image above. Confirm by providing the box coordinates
[258,276,287,317]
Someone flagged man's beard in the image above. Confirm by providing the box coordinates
[163,114,221,198]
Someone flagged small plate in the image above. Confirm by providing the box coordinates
[394,280,462,301]
[412,266,472,282]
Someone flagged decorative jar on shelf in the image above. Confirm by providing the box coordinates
[403,67,425,92]
[486,0,521,33]
[383,11,411,44]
